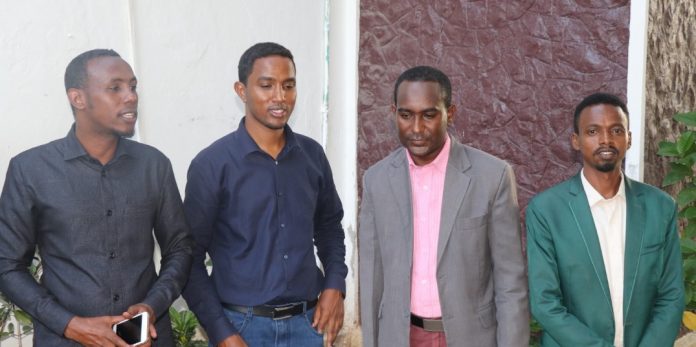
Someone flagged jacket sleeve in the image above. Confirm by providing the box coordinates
[638,201,684,346]
[358,171,383,347]
[526,200,613,347]
[488,164,530,346]
[0,159,75,336]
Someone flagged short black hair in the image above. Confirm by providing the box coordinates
[64,49,121,91]
[393,66,452,107]
[238,42,295,85]
[573,92,629,133]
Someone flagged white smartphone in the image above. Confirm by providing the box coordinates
[113,311,149,346]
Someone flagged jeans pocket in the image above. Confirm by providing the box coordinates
[223,308,252,334]
[302,308,324,337]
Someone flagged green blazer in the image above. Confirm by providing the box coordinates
[526,173,684,347]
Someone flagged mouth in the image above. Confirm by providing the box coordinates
[119,111,137,122]
[595,147,618,160]
[268,106,288,118]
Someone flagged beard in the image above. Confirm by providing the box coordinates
[594,161,617,173]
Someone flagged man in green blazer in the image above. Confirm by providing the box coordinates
[526,92,684,346]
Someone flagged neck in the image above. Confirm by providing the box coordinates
[75,124,119,165]
[244,117,286,159]
[582,168,622,199]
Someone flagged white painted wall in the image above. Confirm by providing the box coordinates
[625,0,650,181]
[0,1,359,345]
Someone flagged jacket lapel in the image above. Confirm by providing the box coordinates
[623,178,645,318]
[388,149,414,268]
[567,174,613,308]
[437,140,471,264]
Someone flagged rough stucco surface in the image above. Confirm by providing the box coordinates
[644,1,696,191]
[358,0,630,209]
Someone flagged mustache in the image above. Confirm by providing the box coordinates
[594,146,618,155]
[268,104,288,111]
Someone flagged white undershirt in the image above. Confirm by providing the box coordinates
[580,169,626,347]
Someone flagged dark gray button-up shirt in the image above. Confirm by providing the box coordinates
[0,125,193,346]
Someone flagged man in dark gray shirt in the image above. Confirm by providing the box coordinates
[0,49,193,346]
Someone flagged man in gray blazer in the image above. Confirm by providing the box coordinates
[359,66,529,346]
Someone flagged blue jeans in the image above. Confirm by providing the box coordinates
[220,304,324,347]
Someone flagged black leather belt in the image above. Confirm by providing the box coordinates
[411,313,445,332]
[223,299,318,320]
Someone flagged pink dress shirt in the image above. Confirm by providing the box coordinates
[408,136,451,318]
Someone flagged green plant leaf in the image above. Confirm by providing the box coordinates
[664,163,693,186]
[678,132,696,156]
[684,223,696,238]
[678,187,696,207]
[13,310,32,326]
[675,112,696,127]
[658,141,680,157]
[685,258,696,274]
[681,238,696,254]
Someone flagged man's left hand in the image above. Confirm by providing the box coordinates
[311,289,344,346]
[123,303,157,346]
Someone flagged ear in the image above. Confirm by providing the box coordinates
[627,130,632,149]
[67,88,86,111]
[234,81,247,103]
[446,104,456,125]
[571,132,580,151]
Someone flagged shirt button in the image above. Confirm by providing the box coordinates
[280,223,285,228]
[101,170,106,177]
[109,252,116,259]
[278,192,283,197]
[113,294,120,302]
[106,210,113,217]
[283,254,288,259]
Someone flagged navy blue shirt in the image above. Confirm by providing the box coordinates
[181,118,347,344]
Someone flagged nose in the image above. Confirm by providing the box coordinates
[599,129,612,145]
[272,84,285,102]
[124,89,138,104]
[412,116,424,134]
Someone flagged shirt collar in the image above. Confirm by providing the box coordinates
[580,168,626,206]
[62,123,133,162]
[236,117,299,157]
[407,135,451,172]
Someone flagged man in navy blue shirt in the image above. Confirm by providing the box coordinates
[182,42,347,347]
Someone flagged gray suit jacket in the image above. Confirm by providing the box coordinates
[359,138,529,346]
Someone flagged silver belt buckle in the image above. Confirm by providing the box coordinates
[422,318,444,332]
[271,305,295,320]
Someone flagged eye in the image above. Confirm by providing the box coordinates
[587,128,597,135]
[399,112,412,119]
[259,84,272,89]
[424,112,437,119]
[130,85,137,92]
[612,127,625,135]
[108,86,120,92]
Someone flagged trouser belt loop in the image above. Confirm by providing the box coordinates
[410,313,445,332]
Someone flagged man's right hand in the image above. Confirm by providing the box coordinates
[64,315,129,347]
[217,334,248,347]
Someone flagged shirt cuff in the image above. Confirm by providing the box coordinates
[207,315,240,346]
[322,273,346,296]
[43,305,75,338]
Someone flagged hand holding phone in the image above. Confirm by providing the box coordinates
[113,311,149,346]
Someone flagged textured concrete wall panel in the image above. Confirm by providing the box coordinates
[359,0,630,208]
